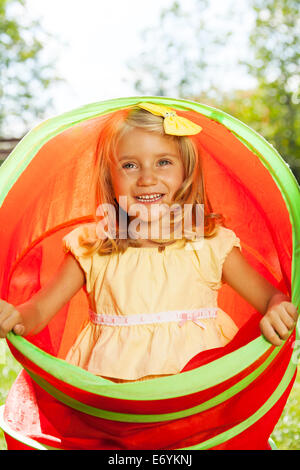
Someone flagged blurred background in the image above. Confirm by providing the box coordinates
[0,0,299,450]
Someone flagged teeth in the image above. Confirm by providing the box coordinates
[136,193,162,201]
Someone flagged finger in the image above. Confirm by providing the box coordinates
[13,324,25,336]
[260,318,282,346]
[267,305,295,335]
[0,302,15,320]
[0,310,22,338]
[0,299,10,310]
[0,314,13,337]
[279,309,297,330]
[0,317,16,337]
[271,315,291,340]
[285,303,299,321]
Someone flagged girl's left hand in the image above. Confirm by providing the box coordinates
[260,300,298,346]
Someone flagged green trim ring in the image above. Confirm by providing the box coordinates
[0,402,281,451]
[180,359,296,450]
[7,332,280,400]
[23,345,281,423]
[2,96,300,398]
[2,346,293,451]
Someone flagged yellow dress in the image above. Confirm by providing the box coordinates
[62,224,241,383]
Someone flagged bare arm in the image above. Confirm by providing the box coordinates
[0,253,85,338]
[222,247,298,346]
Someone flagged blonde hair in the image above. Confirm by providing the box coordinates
[79,106,224,255]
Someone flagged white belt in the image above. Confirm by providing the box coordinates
[89,308,218,329]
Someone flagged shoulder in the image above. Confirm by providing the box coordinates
[66,222,97,238]
[62,223,100,294]
[186,225,240,253]
[185,225,241,290]
[63,222,97,242]
[206,226,242,264]
[207,225,240,249]
[62,222,98,255]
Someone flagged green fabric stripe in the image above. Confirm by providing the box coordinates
[23,346,280,423]
[8,332,278,400]
[179,360,297,450]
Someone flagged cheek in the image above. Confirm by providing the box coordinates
[167,168,185,191]
[110,173,131,202]
[110,167,124,194]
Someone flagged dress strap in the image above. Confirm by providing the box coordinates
[88,308,218,329]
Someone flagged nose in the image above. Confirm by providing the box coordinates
[137,167,158,186]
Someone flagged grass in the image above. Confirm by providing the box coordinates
[0,339,299,450]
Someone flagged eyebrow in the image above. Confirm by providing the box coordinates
[118,153,180,161]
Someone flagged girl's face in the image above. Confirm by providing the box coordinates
[110,127,185,227]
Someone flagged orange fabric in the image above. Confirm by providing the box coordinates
[0,110,291,362]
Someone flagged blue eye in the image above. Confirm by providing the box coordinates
[122,160,172,169]
[122,163,136,169]
[158,159,172,166]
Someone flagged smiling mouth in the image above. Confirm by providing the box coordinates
[135,193,165,203]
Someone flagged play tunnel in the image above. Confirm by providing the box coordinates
[0,96,299,450]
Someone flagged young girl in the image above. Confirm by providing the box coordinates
[0,103,298,384]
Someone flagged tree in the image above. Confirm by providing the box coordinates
[214,0,300,181]
[239,0,300,181]
[0,0,60,137]
[126,0,233,100]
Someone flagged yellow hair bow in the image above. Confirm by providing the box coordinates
[137,102,202,136]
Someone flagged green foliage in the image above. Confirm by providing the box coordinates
[240,0,300,181]
[208,0,300,181]
[0,0,60,137]
[271,367,300,450]
[204,86,300,182]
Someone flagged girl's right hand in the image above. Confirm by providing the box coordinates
[0,299,25,338]
[0,254,86,340]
